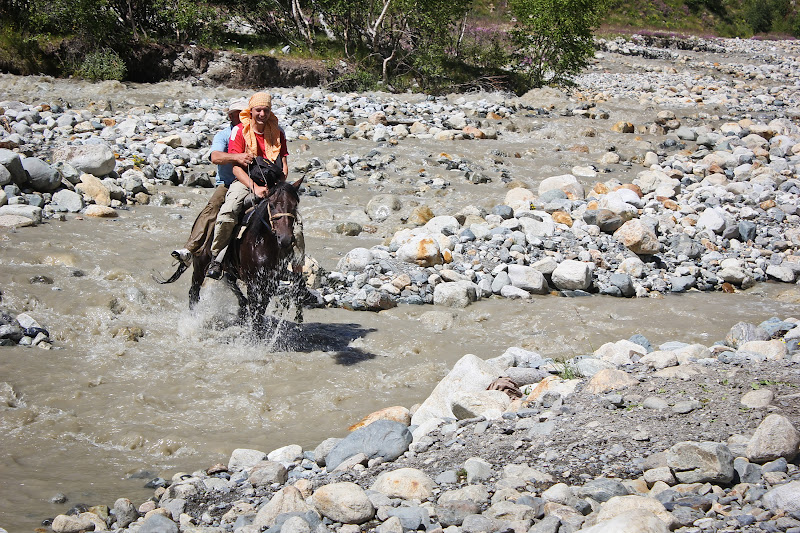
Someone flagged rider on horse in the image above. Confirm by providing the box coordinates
[205,92,305,281]
[171,98,253,267]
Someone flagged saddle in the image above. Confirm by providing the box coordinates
[233,157,285,240]
[236,194,262,239]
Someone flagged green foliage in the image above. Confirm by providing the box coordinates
[74,48,127,80]
[555,361,581,380]
[744,0,773,33]
[509,0,606,89]
[456,25,511,69]
[312,0,474,86]
[327,68,379,91]
[1,0,223,46]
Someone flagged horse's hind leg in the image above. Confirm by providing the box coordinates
[189,259,206,310]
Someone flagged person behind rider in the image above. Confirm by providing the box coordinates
[205,91,304,280]
[171,98,253,265]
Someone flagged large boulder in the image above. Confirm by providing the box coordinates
[539,174,585,199]
[433,281,478,308]
[366,194,401,222]
[595,495,676,529]
[75,174,112,206]
[325,420,412,471]
[424,215,460,235]
[313,482,375,524]
[336,247,374,272]
[666,441,734,484]
[21,157,61,192]
[371,468,436,500]
[396,235,443,266]
[252,486,313,529]
[411,354,501,426]
[51,143,116,177]
[613,220,660,255]
[450,390,510,420]
[747,414,800,463]
[0,148,26,185]
[52,189,84,212]
[579,510,670,533]
[551,260,592,291]
[762,480,800,514]
[507,264,549,294]
[0,204,42,223]
[518,212,556,238]
[504,187,536,212]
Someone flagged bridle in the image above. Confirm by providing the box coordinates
[254,185,297,235]
[264,202,295,232]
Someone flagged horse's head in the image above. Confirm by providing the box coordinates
[265,177,303,249]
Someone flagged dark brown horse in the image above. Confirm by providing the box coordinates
[157,177,305,327]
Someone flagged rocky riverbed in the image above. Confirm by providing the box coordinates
[1,33,800,532]
[36,316,800,533]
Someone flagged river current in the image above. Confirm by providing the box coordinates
[2,72,800,530]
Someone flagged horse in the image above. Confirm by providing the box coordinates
[156,176,305,328]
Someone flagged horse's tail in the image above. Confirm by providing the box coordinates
[152,262,189,284]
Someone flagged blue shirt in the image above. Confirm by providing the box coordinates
[210,126,235,186]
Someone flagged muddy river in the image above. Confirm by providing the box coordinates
[2,69,800,530]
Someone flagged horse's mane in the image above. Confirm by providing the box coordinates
[267,180,300,201]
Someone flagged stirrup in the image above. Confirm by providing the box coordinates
[206,260,223,280]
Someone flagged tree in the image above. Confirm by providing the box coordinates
[315,0,473,85]
[508,0,605,88]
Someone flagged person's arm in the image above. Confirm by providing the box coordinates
[212,151,253,167]
[229,126,268,197]
[231,165,268,198]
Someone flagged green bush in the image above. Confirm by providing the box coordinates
[509,0,607,89]
[75,48,127,81]
[327,68,378,92]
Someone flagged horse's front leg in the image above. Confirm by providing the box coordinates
[223,273,248,322]
[291,273,304,324]
[248,276,275,332]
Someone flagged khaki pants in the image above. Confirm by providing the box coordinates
[184,185,227,254]
[211,181,305,269]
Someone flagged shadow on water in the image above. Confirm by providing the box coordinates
[250,316,379,365]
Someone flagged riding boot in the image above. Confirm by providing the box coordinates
[205,260,223,280]
[205,246,228,280]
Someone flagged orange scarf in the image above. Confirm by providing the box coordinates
[239,92,281,162]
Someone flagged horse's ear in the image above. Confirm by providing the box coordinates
[291,176,304,191]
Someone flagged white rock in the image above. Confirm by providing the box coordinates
[228,448,266,472]
[507,264,548,294]
[371,468,435,499]
[336,248,374,272]
[433,280,478,308]
[551,260,592,291]
[411,354,501,426]
[504,188,536,212]
[313,482,375,524]
[539,174,584,199]
[51,143,116,176]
